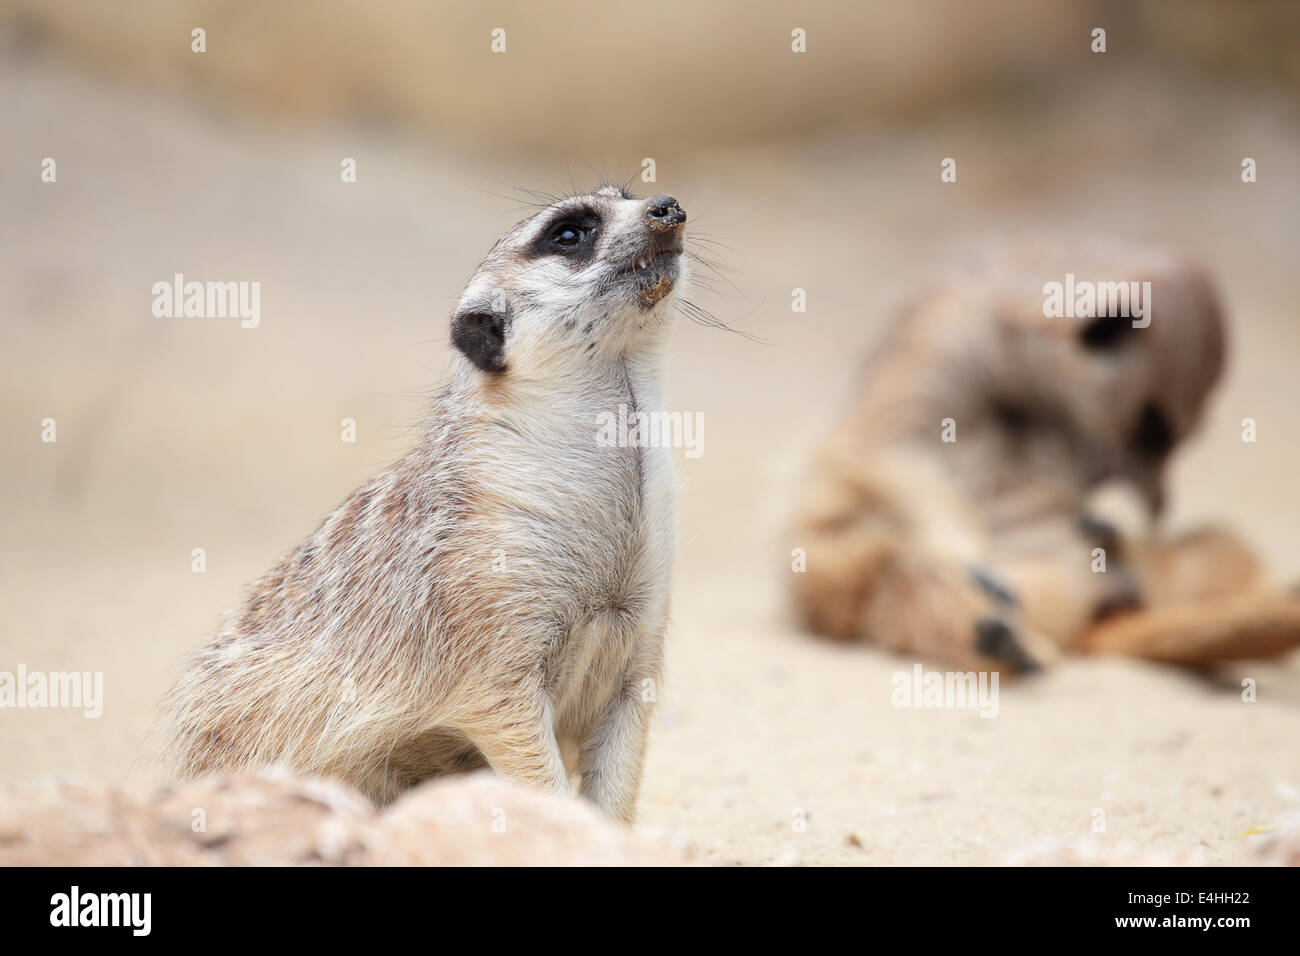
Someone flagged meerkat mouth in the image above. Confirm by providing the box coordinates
[625,245,683,275]
[637,248,677,271]
[624,246,683,307]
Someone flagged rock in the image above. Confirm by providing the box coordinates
[0,769,688,866]
[0,777,188,866]
[151,768,373,865]
[361,773,685,866]
[0,768,370,866]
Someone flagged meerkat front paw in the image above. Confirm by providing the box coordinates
[1077,513,1145,622]
[972,618,1041,673]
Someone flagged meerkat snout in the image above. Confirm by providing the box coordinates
[632,194,687,306]
[646,194,687,229]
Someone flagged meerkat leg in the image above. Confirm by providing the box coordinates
[792,525,1048,671]
[864,544,1051,671]
[987,515,1143,653]
[1079,528,1300,663]
[462,699,572,797]
[991,521,1262,654]
[1125,527,1265,605]
[790,465,1052,671]
[1084,593,1300,663]
[577,609,665,823]
[577,677,657,823]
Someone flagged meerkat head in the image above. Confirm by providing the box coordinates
[448,186,688,378]
[971,241,1227,513]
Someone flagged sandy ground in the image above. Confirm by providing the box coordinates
[3,52,1300,865]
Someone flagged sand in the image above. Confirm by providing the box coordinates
[2,52,1299,865]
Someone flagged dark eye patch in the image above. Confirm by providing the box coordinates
[1079,315,1134,351]
[529,206,601,261]
[1132,402,1175,459]
[992,399,1032,434]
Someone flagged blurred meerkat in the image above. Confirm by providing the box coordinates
[163,187,690,820]
[789,239,1300,671]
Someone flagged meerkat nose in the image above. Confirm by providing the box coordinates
[646,195,686,229]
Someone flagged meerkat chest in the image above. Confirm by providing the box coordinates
[516,377,676,710]
[595,369,678,590]
[485,372,677,596]
[555,399,676,592]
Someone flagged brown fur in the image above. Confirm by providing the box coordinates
[789,240,1300,670]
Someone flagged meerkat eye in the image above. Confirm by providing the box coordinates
[529,209,601,259]
[549,221,590,248]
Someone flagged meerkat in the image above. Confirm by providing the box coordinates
[162,187,690,821]
[789,239,1300,671]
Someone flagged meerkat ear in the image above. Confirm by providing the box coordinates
[450,310,508,373]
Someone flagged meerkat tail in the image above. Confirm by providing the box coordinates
[1082,593,1300,664]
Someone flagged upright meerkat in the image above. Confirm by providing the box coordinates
[789,239,1300,670]
[163,187,690,820]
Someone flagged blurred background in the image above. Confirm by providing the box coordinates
[2,0,1299,863]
